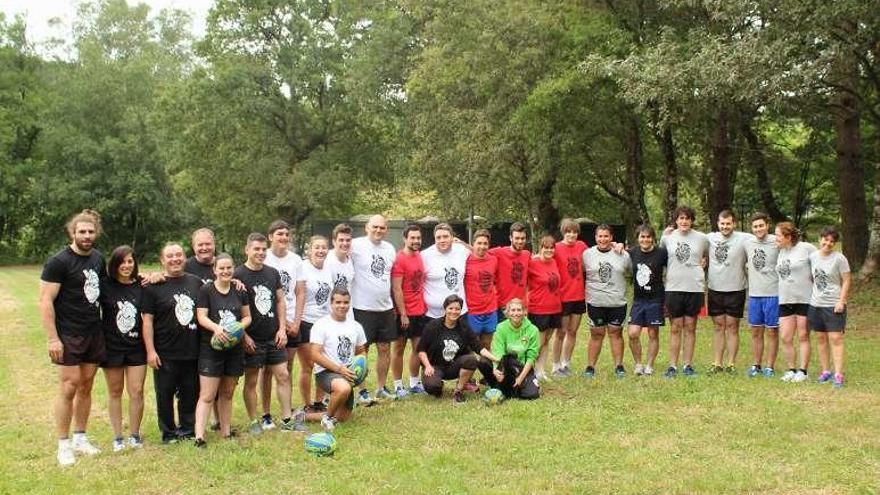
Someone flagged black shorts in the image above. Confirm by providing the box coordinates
[102,346,147,368]
[707,290,746,318]
[779,303,809,318]
[808,306,846,332]
[398,314,427,339]
[198,343,245,377]
[286,321,313,349]
[665,291,704,319]
[561,300,587,316]
[587,304,627,328]
[55,332,106,366]
[529,313,562,332]
[354,309,397,344]
[315,370,354,410]
[245,339,288,368]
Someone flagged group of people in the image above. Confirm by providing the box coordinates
[40,207,852,466]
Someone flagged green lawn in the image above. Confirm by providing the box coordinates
[1,265,878,494]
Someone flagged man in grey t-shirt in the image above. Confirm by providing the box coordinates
[706,210,748,374]
[744,213,780,377]
[659,206,708,378]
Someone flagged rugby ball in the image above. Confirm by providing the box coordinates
[483,388,504,406]
[211,321,245,351]
[347,355,368,386]
[304,432,337,457]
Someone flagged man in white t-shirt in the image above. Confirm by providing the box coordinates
[326,223,355,292]
[307,288,367,430]
[706,210,749,374]
[421,223,470,318]
[260,220,305,430]
[349,214,397,403]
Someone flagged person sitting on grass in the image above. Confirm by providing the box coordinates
[417,295,495,404]
[483,298,540,400]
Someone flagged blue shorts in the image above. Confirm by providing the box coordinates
[630,299,665,327]
[748,296,779,328]
[467,312,498,335]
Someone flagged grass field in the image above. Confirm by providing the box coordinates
[1,265,879,494]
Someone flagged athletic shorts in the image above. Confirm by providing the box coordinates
[102,346,147,368]
[708,290,746,318]
[587,304,627,328]
[808,306,846,332]
[665,291,704,319]
[315,370,354,410]
[561,300,587,316]
[198,343,245,377]
[245,339,288,368]
[466,312,499,335]
[55,332,106,366]
[354,309,397,344]
[779,303,809,318]
[286,321,313,349]
[529,313,561,332]
[398,314,428,339]
[748,296,779,327]
[629,299,665,327]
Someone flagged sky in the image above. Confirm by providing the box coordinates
[1,0,214,47]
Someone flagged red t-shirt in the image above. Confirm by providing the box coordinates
[527,256,562,315]
[391,250,427,316]
[554,240,588,303]
[489,246,531,309]
[464,254,498,314]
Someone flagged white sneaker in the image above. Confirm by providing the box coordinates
[72,433,101,456]
[320,414,337,432]
[791,371,808,383]
[643,365,654,376]
[780,370,796,382]
[634,364,645,376]
[112,438,126,452]
[128,435,143,449]
[57,439,75,466]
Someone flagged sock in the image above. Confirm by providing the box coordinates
[73,431,86,440]
[262,413,271,420]
[409,376,420,388]
[562,360,570,369]
[552,362,561,372]
[394,379,403,389]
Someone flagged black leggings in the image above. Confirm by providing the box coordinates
[423,354,479,397]
[484,354,539,400]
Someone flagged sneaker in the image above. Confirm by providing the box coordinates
[791,370,808,383]
[682,365,697,377]
[582,366,596,378]
[395,385,410,399]
[375,387,396,401]
[161,435,178,445]
[747,365,761,378]
[281,411,309,433]
[551,368,567,378]
[780,369,796,382]
[614,365,626,379]
[832,373,845,389]
[248,419,263,436]
[643,365,654,376]
[261,414,276,431]
[194,438,207,448]
[57,439,75,466]
[72,433,100,456]
[112,437,126,452]
[409,383,427,395]
[463,381,480,393]
[817,371,833,384]
[707,364,723,375]
[210,422,220,431]
[561,366,574,377]
[357,389,377,407]
[452,389,466,405]
[663,366,678,379]
[724,365,736,375]
[763,367,775,378]
[634,364,645,376]
[128,435,143,449]
[320,414,337,432]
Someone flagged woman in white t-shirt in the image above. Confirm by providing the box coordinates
[293,236,333,413]
[775,222,816,383]
[808,226,851,388]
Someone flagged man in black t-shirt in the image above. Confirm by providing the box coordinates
[627,225,668,377]
[40,210,107,466]
[142,243,204,444]
[184,228,216,284]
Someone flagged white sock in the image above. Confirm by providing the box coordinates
[59,438,71,448]
[393,379,403,389]
[72,432,86,442]
[562,360,570,369]
[409,376,420,388]
[552,362,561,372]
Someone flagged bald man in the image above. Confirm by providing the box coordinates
[349,215,397,403]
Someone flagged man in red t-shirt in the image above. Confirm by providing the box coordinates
[464,229,499,349]
[552,218,588,377]
[489,222,531,320]
[391,224,428,395]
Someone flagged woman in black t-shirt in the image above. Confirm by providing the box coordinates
[193,253,252,446]
[99,245,146,451]
[417,295,494,404]
[626,225,668,376]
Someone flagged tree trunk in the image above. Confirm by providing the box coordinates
[708,106,735,227]
[624,116,650,243]
[860,157,880,280]
[648,105,678,227]
[740,116,787,222]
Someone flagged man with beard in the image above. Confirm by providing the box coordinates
[391,224,428,396]
[489,222,531,320]
[706,210,749,374]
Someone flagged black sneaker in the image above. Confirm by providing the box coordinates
[194,438,207,448]
[452,389,466,405]
[210,422,221,431]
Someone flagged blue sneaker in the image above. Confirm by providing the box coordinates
[614,366,626,379]
[582,366,596,378]
[762,367,775,378]
[663,366,678,379]
[682,365,697,377]
[832,373,845,389]
[817,371,833,384]
[394,385,409,399]
[357,389,377,407]
[409,383,427,394]
[747,365,761,378]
